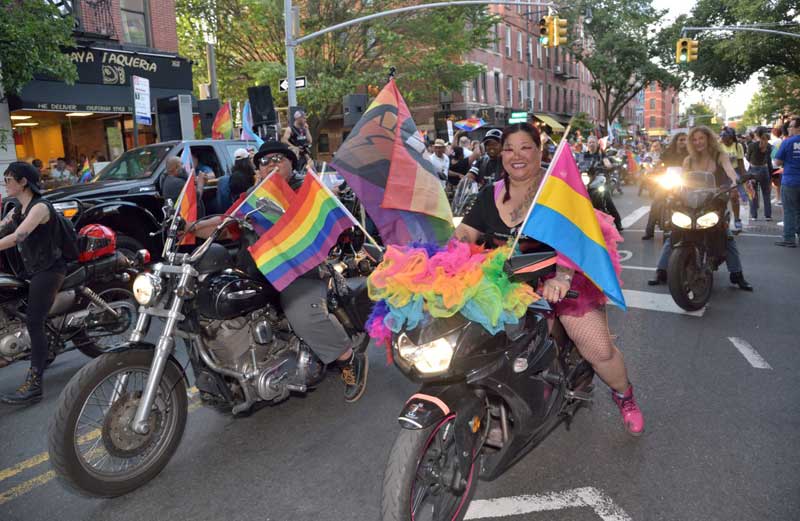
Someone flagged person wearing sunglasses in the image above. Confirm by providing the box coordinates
[0,163,68,404]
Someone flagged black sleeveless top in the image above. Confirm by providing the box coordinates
[289,125,309,149]
[687,155,730,188]
[13,198,65,276]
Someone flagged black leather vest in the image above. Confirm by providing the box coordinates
[13,199,63,276]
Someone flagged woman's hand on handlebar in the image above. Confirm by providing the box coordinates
[542,277,571,303]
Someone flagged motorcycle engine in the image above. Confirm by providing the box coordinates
[0,311,28,360]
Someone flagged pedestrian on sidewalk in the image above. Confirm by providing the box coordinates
[773,117,800,248]
[771,125,787,206]
[719,127,746,233]
[746,127,773,221]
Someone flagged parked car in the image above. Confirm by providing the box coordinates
[1,140,256,271]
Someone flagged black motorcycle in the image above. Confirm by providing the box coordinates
[578,157,622,230]
[0,249,142,369]
[381,249,593,521]
[666,171,735,311]
[605,149,625,195]
[48,198,375,497]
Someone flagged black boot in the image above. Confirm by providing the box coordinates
[730,272,753,291]
[647,269,667,286]
[1,369,43,405]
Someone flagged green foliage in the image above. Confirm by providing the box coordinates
[740,74,800,128]
[680,102,723,133]
[0,0,77,96]
[568,112,594,136]
[560,0,679,125]
[176,0,497,140]
[657,0,800,90]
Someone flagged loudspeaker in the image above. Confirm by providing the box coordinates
[156,95,195,142]
[343,94,368,129]
[248,85,277,126]
[198,99,220,138]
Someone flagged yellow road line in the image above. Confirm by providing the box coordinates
[0,453,50,483]
[0,471,56,506]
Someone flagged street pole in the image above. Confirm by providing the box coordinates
[207,42,219,100]
[285,0,298,109]
[131,83,139,148]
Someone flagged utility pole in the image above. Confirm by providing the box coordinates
[207,42,218,99]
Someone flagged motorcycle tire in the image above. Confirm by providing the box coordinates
[381,415,478,521]
[667,247,713,311]
[74,287,139,358]
[48,349,188,498]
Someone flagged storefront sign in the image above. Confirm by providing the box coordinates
[57,47,192,90]
[133,76,151,125]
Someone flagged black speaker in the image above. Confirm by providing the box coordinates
[343,94,368,129]
[156,95,194,142]
[198,99,220,139]
[248,85,277,126]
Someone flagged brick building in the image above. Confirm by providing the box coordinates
[643,82,680,137]
[2,0,192,176]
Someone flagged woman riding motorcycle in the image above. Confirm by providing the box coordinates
[454,123,644,436]
[643,132,688,240]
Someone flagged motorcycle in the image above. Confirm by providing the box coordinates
[48,198,376,497]
[0,245,143,369]
[381,247,593,521]
[665,171,735,311]
[605,149,625,195]
[451,176,479,218]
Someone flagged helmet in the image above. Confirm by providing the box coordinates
[78,224,116,263]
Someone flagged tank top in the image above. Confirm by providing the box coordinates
[688,155,729,188]
[13,198,65,275]
[289,125,309,149]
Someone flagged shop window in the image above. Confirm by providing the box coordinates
[649,116,656,127]
[318,133,330,153]
[120,0,150,46]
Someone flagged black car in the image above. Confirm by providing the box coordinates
[3,140,256,270]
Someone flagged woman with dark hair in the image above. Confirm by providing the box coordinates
[642,132,688,240]
[0,162,67,405]
[454,123,644,436]
[661,132,688,167]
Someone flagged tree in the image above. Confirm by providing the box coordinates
[657,0,800,90]
[680,102,723,134]
[740,74,800,128]
[0,0,77,97]
[567,111,594,138]
[560,0,680,125]
[176,0,497,145]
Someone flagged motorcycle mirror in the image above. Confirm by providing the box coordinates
[256,197,285,216]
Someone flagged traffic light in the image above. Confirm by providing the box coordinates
[552,16,568,47]
[538,17,551,46]
[687,39,699,62]
[676,38,690,63]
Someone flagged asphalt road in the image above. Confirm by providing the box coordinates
[0,190,798,521]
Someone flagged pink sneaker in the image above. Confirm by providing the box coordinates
[611,385,644,436]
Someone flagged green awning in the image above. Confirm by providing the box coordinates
[533,114,565,132]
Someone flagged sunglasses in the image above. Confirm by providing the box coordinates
[260,155,285,166]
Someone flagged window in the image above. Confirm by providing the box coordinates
[472,77,479,102]
[650,83,657,92]
[481,72,488,102]
[494,72,501,104]
[527,36,533,65]
[545,46,550,68]
[518,79,524,108]
[517,32,523,61]
[318,133,330,153]
[649,116,656,127]
[505,25,512,57]
[463,82,470,102]
[507,76,513,105]
[537,41,542,67]
[491,24,500,52]
[649,98,656,109]
[528,80,535,110]
[120,0,150,46]
[539,83,544,110]
[555,87,560,113]
[547,85,552,111]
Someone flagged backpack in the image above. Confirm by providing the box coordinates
[39,200,80,261]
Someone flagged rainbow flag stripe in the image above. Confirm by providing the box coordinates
[521,140,625,309]
[176,171,197,246]
[234,174,295,236]
[212,102,233,140]
[248,175,352,291]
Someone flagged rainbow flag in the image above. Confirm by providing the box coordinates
[175,171,198,246]
[330,79,453,246]
[78,159,92,183]
[240,101,264,147]
[212,102,233,140]
[520,139,626,309]
[248,173,353,291]
[229,172,295,236]
[454,117,486,132]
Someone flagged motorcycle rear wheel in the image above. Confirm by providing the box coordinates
[48,349,188,497]
[74,287,139,358]
[668,247,713,311]
[382,415,478,521]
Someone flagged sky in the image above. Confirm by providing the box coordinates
[652,0,760,120]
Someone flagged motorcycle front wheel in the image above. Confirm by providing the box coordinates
[668,246,713,311]
[48,349,188,497]
[382,415,478,521]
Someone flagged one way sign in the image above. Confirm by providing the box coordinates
[279,76,307,92]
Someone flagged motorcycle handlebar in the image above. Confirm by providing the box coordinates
[565,290,579,299]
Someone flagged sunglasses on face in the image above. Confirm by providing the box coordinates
[260,155,285,166]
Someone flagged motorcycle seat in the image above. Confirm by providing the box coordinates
[0,273,26,290]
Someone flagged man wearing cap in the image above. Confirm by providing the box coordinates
[468,128,504,186]
[719,127,745,233]
[0,163,67,404]
[282,110,312,171]
[429,139,450,187]
[214,147,251,213]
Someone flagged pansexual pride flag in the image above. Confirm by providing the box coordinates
[241,101,264,147]
[228,172,295,236]
[330,79,453,246]
[212,102,233,139]
[248,173,353,291]
[520,139,626,309]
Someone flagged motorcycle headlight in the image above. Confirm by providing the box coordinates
[133,273,162,306]
[696,211,720,229]
[597,185,606,193]
[671,211,693,229]
[657,167,683,190]
[396,332,457,375]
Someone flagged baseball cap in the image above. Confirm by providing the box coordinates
[294,110,306,119]
[720,127,736,139]
[4,161,43,196]
[482,128,503,143]
[433,139,447,147]
[233,147,249,160]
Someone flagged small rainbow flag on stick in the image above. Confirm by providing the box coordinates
[517,136,626,309]
[78,159,93,183]
[212,102,233,140]
[175,171,198,246]
[248,172,355,291]
[227,170,295,236]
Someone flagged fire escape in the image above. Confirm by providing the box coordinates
[47,0,117,41]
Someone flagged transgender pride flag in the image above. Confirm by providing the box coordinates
[241,101,264,147]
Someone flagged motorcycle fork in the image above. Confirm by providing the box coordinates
[131,263,195,435]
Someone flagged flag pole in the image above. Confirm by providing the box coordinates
[228,166,280,217]
[509,124,572,255]
[307,169,382,249]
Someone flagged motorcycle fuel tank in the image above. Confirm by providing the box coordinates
[197,270,271,320]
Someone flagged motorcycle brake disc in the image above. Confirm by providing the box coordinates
[101,391,163,458]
